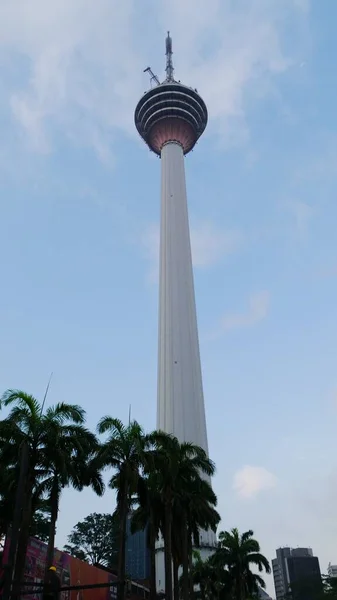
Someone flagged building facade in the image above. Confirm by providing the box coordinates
[125,516,150,581]
[257,587,273,600]
[272,547,322,600]
[328,563,337,578]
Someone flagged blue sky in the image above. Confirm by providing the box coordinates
[1,0,337,595]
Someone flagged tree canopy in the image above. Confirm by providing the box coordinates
[1,388,273,600]
[64,513,119,567]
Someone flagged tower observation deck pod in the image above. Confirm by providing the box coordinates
[134,32,208,155]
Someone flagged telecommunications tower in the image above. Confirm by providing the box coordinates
[135,34,216,589]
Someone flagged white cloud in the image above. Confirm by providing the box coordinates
[141,221,241,281]
[221,290,270,331]
[233,465,278,499]
[0,0,308,156]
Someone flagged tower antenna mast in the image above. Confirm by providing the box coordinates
[165,31,174,81]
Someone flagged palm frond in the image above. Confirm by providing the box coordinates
[0,390,41,416]
[97,416,125,436]
[45,403,85,424]
[240,529,254,544]
[247,552,271,574]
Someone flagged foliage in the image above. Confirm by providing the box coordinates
[0,464,51,544]
[1,386,273,600]
[0,389,102,586]
[97,417,147,600]
[320,575,337,599]
[64,513,119,567]
[216,528,271,599]
[144,432,218,600]
[188,529,271,600]
[29,509,51,543]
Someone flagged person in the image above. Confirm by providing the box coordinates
[43,566,61,600]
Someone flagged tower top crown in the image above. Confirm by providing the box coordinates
[135,32,208,155]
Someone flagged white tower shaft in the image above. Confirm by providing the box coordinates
[155,142,216,593]
[157,141,209,453]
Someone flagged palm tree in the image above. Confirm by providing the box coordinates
[189,552,215,600]
[0,389,91,593]
[150,433,216,600]
[173,476,220,600]
[97,417,146,600]
[0,467,52,543]
[0,465,17,542]
[131,472,164,600]
[216,528,270,600]
[40,427,104,577]
[181,477,220,600]
[171,509,184,600]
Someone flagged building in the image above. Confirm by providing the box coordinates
[273,547,292,599]
[258,588,273,600]
[125,515,150,581]
[1,534,149,600]
[328,563,337,578]
[134,33,216,592]
[272,547,322,600]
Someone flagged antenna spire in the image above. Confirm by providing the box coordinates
[40,372,53,415]
[165,31,174,82]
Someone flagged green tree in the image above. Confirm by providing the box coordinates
[180,476,220,600]
[97,417,147,600]
[0,463,53,547]
[189,551,230,600]
[216,528,270,600]
[41,430,104,577]
[0,462,52,546]
[0,389,92,592]
[64,513,119,567]
[29,506,51,543]
[322,575,337,598]
[0,465,18,542]
[0,466,49,542]
[29,512,50,543]
[150,433,216,600]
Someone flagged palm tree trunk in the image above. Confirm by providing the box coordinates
[45,477,59,579]
[12,476,34,600]
[164,498,173,600]
[236,576,244,600]
[181,512,189,600]
[117,484,129,600]
[187,532,194,600]
[173,558,179,600]
[148,515,157,600]
[2,441,29,600]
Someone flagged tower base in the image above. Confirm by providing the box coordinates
[155,530,217,593]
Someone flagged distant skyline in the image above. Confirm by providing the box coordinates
[1,1,337,595]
